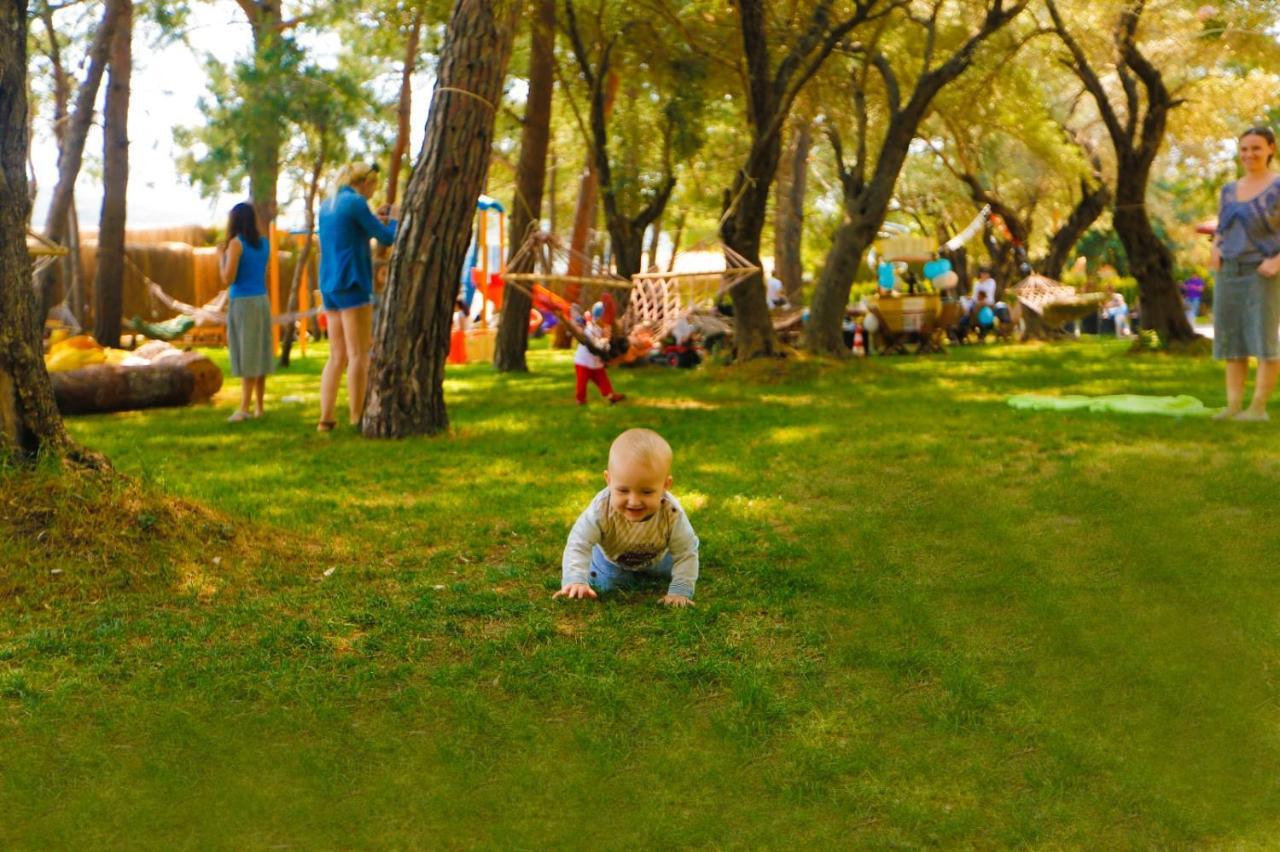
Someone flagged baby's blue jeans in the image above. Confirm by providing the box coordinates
[589,545,675,592]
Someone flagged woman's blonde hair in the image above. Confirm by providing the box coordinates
[329,161,379,199]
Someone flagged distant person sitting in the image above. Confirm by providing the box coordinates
[968,265,997,307]
[1103,286,1131,336]
[765,269,789,308]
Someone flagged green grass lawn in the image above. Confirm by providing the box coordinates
[4,338,1280,847]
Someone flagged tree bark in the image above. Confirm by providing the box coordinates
[775,116,811,301]
[51,352,222,415]
[564,4,674,286]
[386,6,423,209]
[554,71,618,348]
[278,151,324,367]
[495,0,555,373]
[35,0,123,321]
[0,1,98,467]
[721,0,885,360]
[645,214,661,271]
[92,0,132,348]
[363,0,517,438]
[240,1,286,230]
[806,1,1027,356]
[1039,178,1109,280]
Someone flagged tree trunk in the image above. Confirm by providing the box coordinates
[92,0,132,349]
[1046,0,1194,342]
[0,1,97,467]
[244,3,285,230]
[36,0,123,321]
[495,0,555,373]
[51,352,222,415]
[554,72,618,348]
[806,126,916,356]
[1038,179,1109,280]
[775,117,811,301]
[279,149,324,366]
[363,0,517,438]
[645,215,661,271]
[1113,163,1193,340]
[386,7,423,209]
[666,210,685,271]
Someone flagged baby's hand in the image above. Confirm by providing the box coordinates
[553,583,598,601]
[659,594,694,608]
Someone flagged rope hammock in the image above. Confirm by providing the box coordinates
[127,253,321,329]
[626,244,759,339]
[27,231,69,278]
[1013,273,1108,326]
[503,231,764,347]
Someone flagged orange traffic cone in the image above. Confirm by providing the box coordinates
[852,326,866,357]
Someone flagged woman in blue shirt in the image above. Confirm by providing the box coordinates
[219,202,273,422]
[316,162,398,431]
[1212,126,1280,422]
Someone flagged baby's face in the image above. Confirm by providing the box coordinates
[604,458,672,522]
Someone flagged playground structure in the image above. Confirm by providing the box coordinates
[450,196,507,364]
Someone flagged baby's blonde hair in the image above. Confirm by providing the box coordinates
[608,428,673,474]
[329,161,379,200]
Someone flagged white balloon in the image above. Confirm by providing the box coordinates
[933,270,959,290]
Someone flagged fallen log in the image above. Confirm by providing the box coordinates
[51,351,223,415]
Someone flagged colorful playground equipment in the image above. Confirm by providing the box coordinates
[450,195,507,364]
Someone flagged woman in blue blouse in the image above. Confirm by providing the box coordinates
[219,202,272,422]
[316,162,398,431]
[1212,126,1280,422]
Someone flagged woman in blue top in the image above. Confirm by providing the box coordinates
[316,162,398,432]
[219,202,273,422]
[1211,126,1280,422]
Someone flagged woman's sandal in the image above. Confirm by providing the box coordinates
[316,420,337,433]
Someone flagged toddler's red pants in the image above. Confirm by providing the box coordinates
[575,364,615,403]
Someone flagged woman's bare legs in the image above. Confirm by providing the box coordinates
[228,377,253,421]
[1244,358,1280,417]
[253,376,266,417]
[340,303,374,425]
[320,309,348,425]
[1220,358,1248,417]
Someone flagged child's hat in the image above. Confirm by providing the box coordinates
[591,301,605,320]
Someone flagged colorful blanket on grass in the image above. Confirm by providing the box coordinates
[1007,394,1216,418]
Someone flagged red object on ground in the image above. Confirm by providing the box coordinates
[449,329,468,364]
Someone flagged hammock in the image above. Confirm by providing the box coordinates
[626,244,760,339]
[27,231,69,278]
[128,252,321,329]
[1013,274,1107,322]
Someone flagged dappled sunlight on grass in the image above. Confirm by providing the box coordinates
[7,336,1280,846]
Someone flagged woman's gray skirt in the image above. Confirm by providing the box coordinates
[227,295,275,377]
[1213,259,1280,360]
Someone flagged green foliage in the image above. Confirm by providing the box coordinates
[175,36,383,206]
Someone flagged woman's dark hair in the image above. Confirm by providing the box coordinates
[225,202,261,249]
[1240,126,1276,164]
